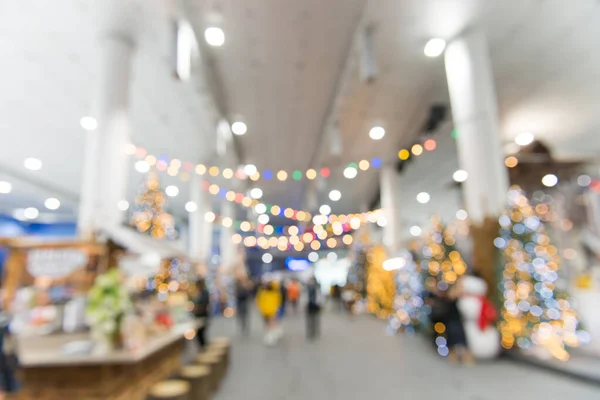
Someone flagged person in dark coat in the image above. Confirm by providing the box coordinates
[193,279,210,349]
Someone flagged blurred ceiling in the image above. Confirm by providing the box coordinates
[1,0,600,236]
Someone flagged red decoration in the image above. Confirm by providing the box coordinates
[321,168,330,178]
[424,139,437,151]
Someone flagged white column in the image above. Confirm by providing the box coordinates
[380,165,400,254]
[444,29,509,224]
[189,174,213,263]
[78,1,139,238]
[219,199,236,271]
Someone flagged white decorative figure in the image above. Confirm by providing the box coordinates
[457,275,501,360]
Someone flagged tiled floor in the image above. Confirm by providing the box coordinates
[209,309,599,400]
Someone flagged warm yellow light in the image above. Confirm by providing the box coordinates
[277,170,288,181]
[434,322,446,334]
[209,166,220,176]
[167,167,178,177]
[289,236,300,245]
[240,221,251,232]
[241,197,252,207]
[244,236,257,247]
[359,160,370,170]
[222,168,234,179]
[209,184,219,195]
[303,232,313,243]
[288,226,299,236]
[268,237,278,247]
[296,211,306,221]
[398,149,410,160]
[204,212,216,222]
[250,172,261,181]
[264,225,274,235]
[294,242,304,252]
[411,144,423,156]
[180,172,190,181]
[145,155,157,165]
[195,164,207,175]
[257,237,268,247]
[231,233,242,244]
[317,230,328,240]
[311,241,321,250]
[271,205,281,216]
[505,156,518,168]
[222,217,233,227]
[170,159,182,169]
[326,238,337,248]
[284,208,294,218]
[342,235,353,245]
[306,169,317,180]
[226,191,236,201]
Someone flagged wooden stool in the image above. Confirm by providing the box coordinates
[195,353,222,392]
[208,337,231,366]
[204,346,228,379]
[147,379,190,400]
[180,365,211,400]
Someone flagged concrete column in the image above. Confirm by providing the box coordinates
[444,29,509,224]
[380,165,400,254]
[189,174,213,264]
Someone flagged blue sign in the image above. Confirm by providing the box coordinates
[285,257,310,272]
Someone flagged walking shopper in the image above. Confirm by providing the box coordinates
[235,277,252,335]
[306,277,322,339]
[192,279,210,350]
[287,279,301,314]
[256,281,282,345]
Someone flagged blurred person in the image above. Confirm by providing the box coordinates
[256,281,282,345]
[192,279,211,350]
[306,277,323,339]
[235,277,253,335]
[0,295,16,398]
[341,285,356,317]
[330,284,342,311]
[443,281,474,365]
[287,279,301,314]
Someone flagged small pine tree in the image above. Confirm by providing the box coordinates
[130,172,177,240]
[422,219,468,293]
[389,251,425,334]
[496,188,586,360]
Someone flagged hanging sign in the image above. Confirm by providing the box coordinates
[27,249,88,278]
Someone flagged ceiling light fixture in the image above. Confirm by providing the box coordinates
[369,126,385,140]
[416,192,431,204]
[24,158,42,171]
[409,226,422,237]
[329,190,342,202]
[185,201,198,212]
[204,27,225,47]
[319,205,331,216]
[117,200,129,211]
[250,188,263,199]
[541,174,558,188]
[515,132,535,146]
[80,116,98,131]
[165,185,179,197]
[453,169,468,183]
[424,38,446,57]
[231,121,247,135]
[24,207,39,219]
[0,181,12,194]
[44,198,60,210]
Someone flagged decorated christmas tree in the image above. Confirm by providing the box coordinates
[421,219,468,293]
[365,245,395,319]
[496,188,587,360]
[130,172,177,239]
[388,251,425,334]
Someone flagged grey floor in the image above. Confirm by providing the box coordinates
[208,308,599,400]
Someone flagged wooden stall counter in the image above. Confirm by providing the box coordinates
[16,323,194,400]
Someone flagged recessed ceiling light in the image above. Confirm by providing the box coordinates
[308,252,319,262]
[44,198,60,210]
[204,27,225,46]
[410,226,422,236]
[80,116,98,131]
[262,253,273,263]
[424,38,446,57]
[416,192,431,204]
[185,201,198,212]
[24,207,39,219]
[515,132,535,146]
[258,214,270,225]
[243,164,257,176]
[24,158,42,171]
[165,185,179,197]
[231,121,247,135]
[0,181,12,194]
[329,190,342,202]
[343,167,358,179]
[135,160,150,173]
[319,204,331,215]
[369,126,385,140]
[250,188,263,199]
[117,200,129,211]
[453,169,468,183]
[456,209,468,220]
[541,174,558,188]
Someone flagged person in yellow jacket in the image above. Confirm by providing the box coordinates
[256,281,282,345]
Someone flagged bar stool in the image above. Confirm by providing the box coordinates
[204,346,228,379]
[147,379,190,400]
[208,337,231,366]
[195,353,222,392]
[180,365,211,400]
